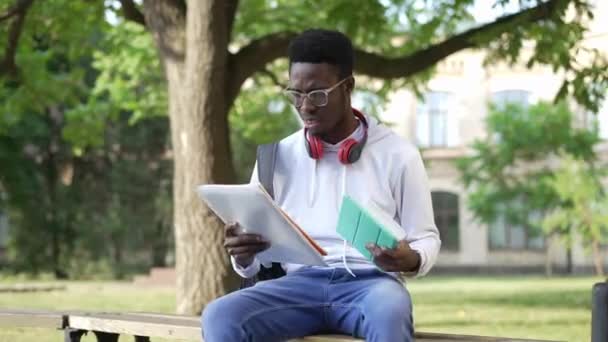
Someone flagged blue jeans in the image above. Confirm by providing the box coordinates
[202,267,413,342]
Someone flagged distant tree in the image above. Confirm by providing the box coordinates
[457,101,600,274]
[0,108,173,278]
[542,154,608,276]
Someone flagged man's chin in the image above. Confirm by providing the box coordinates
[307,126,326,136]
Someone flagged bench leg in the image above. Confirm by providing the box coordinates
[64,328,87,342]
[592,282,608,342]
[93,331,120,342]
[134,336,150,342]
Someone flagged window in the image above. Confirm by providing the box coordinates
[488,214,544,250]
[580,98,608,140]
[417,92,454,147]
[431,191,459,251]
[597,100,608,140]
[491,90,531,109]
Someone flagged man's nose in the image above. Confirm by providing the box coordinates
[300,96,317,114]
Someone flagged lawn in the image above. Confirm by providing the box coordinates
[0,275,601,342]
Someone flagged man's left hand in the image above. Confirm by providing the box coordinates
[366,240,420,273]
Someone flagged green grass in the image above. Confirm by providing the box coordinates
[0,276,602,341]
[409,276,599,342]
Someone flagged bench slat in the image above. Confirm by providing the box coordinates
[0,309,558,342]
[413,332,557,342]
[68,314,201,340]
[292,335,361,341]
[0,309,64,329]
[0,284,66,293]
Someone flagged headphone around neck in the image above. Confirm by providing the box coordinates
[304,108,369,164]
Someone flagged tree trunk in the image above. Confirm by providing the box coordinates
[592,239,605,277]
[566,242,573,274]
[544,236,553,277]
[144,0,239,314]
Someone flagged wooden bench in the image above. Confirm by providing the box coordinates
[0,284,66,293]
[0,309,557,342]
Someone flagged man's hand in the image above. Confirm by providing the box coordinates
[366,240,420,273]
[223,222,270,268]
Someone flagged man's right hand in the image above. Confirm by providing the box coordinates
[224,222,270,268]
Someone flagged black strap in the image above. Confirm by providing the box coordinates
[240,143,285,289]
[256,143,278,198]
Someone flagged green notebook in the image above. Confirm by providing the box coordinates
[336,196,406,260]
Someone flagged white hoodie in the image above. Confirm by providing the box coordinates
[232,114,441,278]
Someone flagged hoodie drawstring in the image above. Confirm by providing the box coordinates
[340,165,356,277]
[309,157,356,277]
[308,159,318,207]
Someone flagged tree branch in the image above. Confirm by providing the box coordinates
[119,0,146,26]
[0,0,31,22]
[260,68,286,89]
[227,31,295,105]
[143,0,187,63]
[0,0,34,77]
[355,0,563,79]
[227,0,564,106]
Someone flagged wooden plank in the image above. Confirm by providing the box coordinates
[0,284,66,293]
[67,313,557,342]
[68,313,362,342]
[72,312,200,326]
[0,309,556,342]
[124,312,201,323]
[0,309,64,329]
[291,335,361,341]
[414,332,560,342]
[67,313,201,340]
[291,331,556,342]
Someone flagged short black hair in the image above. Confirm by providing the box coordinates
[288,29,354,79]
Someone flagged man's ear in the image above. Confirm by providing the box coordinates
[345,76,355,94]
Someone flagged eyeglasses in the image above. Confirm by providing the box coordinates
[284,77,352,108]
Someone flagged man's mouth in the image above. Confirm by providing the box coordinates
[304,119,320,128]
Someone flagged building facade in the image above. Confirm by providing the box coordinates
[380,3,608,273]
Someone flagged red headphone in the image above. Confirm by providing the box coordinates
[304,108,369,164]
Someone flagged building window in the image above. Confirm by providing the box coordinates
[491,90,531,109]
[580,98,608,140]
[597,100,608,140]
[488,215,544,250]
[417,92,453,148]
[431,191,459,251]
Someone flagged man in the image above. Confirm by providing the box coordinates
[202,29,440,342]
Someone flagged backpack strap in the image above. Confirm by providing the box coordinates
[256,143,278,198]
[239,142,285,289]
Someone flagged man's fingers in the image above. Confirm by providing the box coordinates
[228,244,270,256]
[224,222,239,237]
[224,234,267,248]
[372,252,400,271]
[398,239,413,252]
[366,243,400,271]
[366,243,394,258]
[375,261,400,272]
[374,252,397,266]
